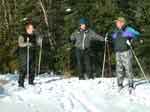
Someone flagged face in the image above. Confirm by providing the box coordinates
[115,21,125,29]
[26,25,34,34]
[80,24,86,30]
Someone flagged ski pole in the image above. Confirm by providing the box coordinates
[129,44,149,83]
[27,37,30,79]
[106,40,112,77]
[38,38,43,75]
[98,33,108,84]
[106,42,114,87]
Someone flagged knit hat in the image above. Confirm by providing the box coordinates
[79,18,89,25]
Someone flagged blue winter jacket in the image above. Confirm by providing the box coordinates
[112,26,140,52]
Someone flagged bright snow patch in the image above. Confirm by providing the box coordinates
[0,74,150,112]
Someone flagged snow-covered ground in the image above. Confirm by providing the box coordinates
[0,73,150,112]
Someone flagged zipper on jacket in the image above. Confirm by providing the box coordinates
[82,32,86,50]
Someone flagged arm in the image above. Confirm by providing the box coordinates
[91,30,104,42]
[18,36,27,47]
[123,27,140,40]
[36,36,43,47]
[35,32,43,47]
[125,27,141,46]
[70,32,76,44]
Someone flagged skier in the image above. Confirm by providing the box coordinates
[111,17,140,92]
[70,18,105,80]
[18,22,42,87]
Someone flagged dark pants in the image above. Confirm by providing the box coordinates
[18,49,36,86]
[75,48,93,79]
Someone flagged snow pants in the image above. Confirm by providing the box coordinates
[116,50,134,87]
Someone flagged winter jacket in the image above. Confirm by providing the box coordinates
[70,29,104,50]
[18,32,42,54]
[112,26,140,52]
[18,33,36,53]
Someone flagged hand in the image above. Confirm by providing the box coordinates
[26,42,32,47]
[126,40,131,46]
[105,37,108,42]
[38,38,43,44]
[37,38,43,47]
[66,47,71,51]
[140,39,144,44]
[105,32,109,42]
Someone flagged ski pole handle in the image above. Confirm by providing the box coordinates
[105,32,109,37]
[105,32,109,42]
[27,37,29,43]
[27,37,30,47]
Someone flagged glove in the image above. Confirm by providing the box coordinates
[38,37,43,43]
[37,37,43,47]
[105,37,108,42]
[66,47,71,51]
[26,42,32,47]
[140,39,144,44]
[105,33,109,42]
[126,40,131,46]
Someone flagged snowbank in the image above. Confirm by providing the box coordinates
[0,74,150,112]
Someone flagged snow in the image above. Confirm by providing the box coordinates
[0,74,150,112]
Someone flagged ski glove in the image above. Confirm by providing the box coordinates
[18,36,32,47]
[37,37,43,47]
[105,37,108,42]
[126,40,131,46]
[26,42,32,47]
[104,33,109,42]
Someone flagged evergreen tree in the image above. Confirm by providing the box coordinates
[0,0,149,77]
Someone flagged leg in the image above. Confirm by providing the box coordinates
[18,54,27,87]
[84,50,93,79]
[116,52,124,87]
[28,52,36,85]
[29,66,35,85]
[29,73,35,85]
[122,50,134,88]
[75,49,84,79]
[18,73,26,87]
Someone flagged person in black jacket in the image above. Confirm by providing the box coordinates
[18,22,42,87]
[70,18,105,80]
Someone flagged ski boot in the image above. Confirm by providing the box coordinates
[128,83,135,95]
[118,84,124,92]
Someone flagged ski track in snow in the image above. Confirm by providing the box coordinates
[0,74,150,112]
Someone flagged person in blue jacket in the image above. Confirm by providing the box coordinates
[112,17,140,91]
